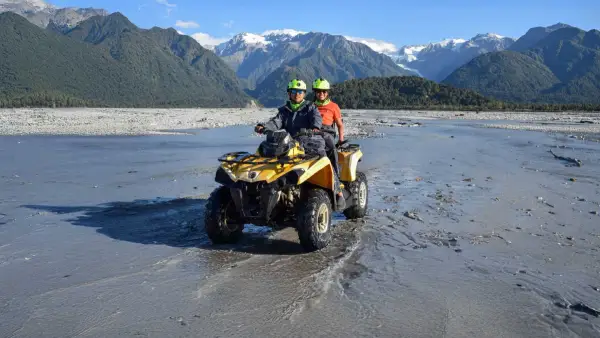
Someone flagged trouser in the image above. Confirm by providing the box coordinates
[323,131,339,177]
[321,128,342,195]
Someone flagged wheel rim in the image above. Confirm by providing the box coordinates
[222,201,241,233]
[316,203,329,233]
[358,182,367,208]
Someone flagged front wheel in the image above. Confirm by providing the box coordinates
[343,171,368,219]
[204,186,244,244]
[296,188,333,252]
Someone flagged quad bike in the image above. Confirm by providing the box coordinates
[204,128,368,252]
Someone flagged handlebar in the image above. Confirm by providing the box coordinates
[255,126,351,148]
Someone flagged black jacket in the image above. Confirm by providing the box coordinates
[263,100,322,136]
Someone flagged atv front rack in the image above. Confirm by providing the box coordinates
[218,151,320,165]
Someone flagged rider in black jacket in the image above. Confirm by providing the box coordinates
[254,79,345,209]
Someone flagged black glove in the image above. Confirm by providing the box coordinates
[254,124,264,133]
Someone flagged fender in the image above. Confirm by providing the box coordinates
[298,157,335,192]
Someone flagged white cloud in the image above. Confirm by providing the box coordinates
[156,0,176,7]
[222,20,234,29]
[191,32,229,47]
[176,30,185,35]
[344,36,398,54]
[175,20,199,29]
[155,0,176,16]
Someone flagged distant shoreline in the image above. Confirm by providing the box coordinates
[0,108,599,137]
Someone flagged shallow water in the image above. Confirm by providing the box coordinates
[1,121,599,337]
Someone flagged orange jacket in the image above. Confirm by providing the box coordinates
[316,101,341,126]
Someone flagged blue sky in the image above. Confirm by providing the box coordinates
[50,0,598,48]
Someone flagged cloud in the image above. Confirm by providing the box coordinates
[344,36,398,54]
[176,30,185,35]
[175,20,199,29]
[156,0,176,7]
[155,0,176,16]
[222,20,234,29]
[191,32,229,47]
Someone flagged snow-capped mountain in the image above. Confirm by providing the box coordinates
[212,29,416,91]
[0,0,108,31]
[390,33,516,81]
[216,28,516,83]
[214,29,307,56]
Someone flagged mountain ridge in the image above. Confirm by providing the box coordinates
[0,0,108,31]
[0,11,252,107]
[443,26,600,104]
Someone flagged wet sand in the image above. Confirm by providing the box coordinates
[1,117,599,337]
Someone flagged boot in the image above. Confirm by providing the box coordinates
[336,192,346,211]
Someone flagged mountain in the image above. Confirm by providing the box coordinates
[247,33,415,107]
[0,0,107,31]
[439,51,560,102]
[390,33,516,81]
[509,23,572,52]
[328,76,499,109]
[0,11,252,107]
[443,26,600,104]
[214,30,415,90]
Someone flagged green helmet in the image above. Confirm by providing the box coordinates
[287,79,307,91]
[312,77,330,90]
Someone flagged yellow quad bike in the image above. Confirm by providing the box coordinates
[204,128,368,252]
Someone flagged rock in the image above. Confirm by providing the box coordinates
[569,178,577,182]
[569,303,600,317]
[404,211,423,222]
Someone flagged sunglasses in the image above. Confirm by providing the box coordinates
[314,90,328,94]
[288,89,305,94]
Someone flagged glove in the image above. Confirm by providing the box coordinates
[254,124,264,133]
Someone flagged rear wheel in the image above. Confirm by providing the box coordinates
[204,186,244,244]
[296,188,332,252]
[343,171,368,219]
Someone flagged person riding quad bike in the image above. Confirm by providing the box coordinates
[312,77,345,177]
[254,79,346,209]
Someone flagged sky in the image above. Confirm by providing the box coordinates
[50,0,598,50]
